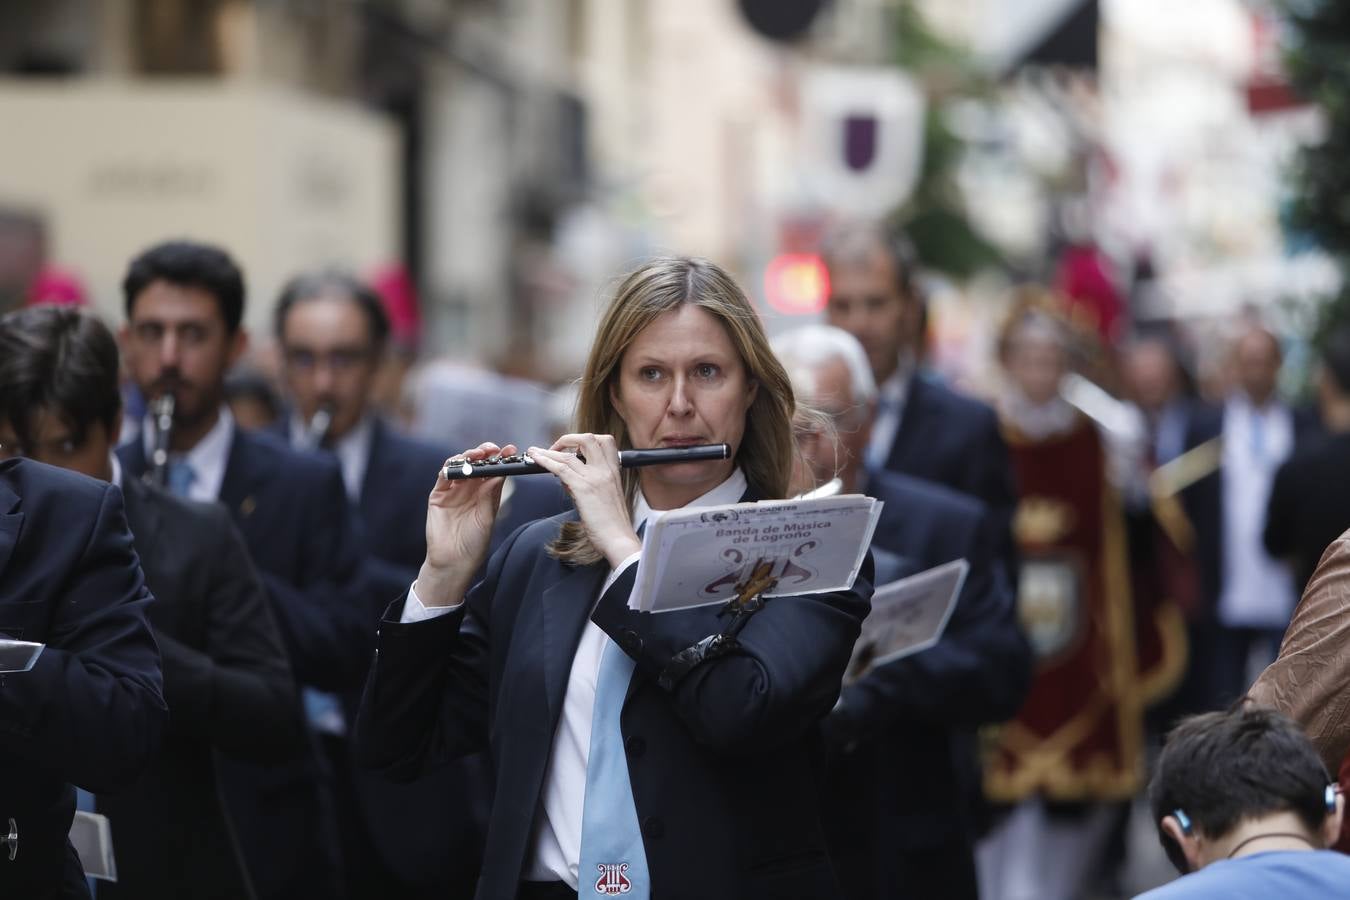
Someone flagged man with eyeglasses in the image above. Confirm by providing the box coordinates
[273,271,566,898]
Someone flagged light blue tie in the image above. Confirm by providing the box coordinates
[165,458,195,497]
[577,639,649,898]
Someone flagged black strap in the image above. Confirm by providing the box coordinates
[656,595,769,691]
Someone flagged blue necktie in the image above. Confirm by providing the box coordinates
[576,639,649,898]
[165,458,195,497]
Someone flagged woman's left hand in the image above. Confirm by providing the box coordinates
[528,433,641,567]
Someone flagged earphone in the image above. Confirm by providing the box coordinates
[1174,784,1337,838]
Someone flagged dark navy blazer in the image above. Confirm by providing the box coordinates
[356,501,874,900]
[118,427,365,900]
[99,477,301,900]
[824,469,1031,899]
[348,418,570,896]
[881,376,1019,575]
[0,460,166,899]
[357,418,570,599]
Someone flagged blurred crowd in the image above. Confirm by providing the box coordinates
[4,216,1349,900]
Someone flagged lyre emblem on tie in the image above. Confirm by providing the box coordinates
[4,817,16,861]
[594,862,632,895]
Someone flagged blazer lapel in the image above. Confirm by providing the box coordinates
[359,419,393,516]
[885,375,927,473]
[0,476,21,584]
[540,559,607,724]
[119,479,163,552]
[219,430,264,522]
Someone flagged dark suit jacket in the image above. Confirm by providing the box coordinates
[356,505,873,900]
[1264,430,1350,594]
[119,427,366,900]
[0,460,166,899]
[351,419,549,894]
[881,376,1019,574]
[97,477,301,900]
[824,469,1031,898]
[356,418,570,599]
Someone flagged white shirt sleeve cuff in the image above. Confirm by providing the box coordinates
[399,581,463,624]
[600,552,642,598]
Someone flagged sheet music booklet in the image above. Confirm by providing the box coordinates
[70,810,117,881]
[0,639,43,673]
[628,494,883,613]
[844,559,969,683]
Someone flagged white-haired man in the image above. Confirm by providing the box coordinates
[772,324,1031,900]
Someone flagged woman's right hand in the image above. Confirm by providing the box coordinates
[416,442,514,607]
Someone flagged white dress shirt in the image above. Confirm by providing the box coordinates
[1218,394,1297,628]
[400,468,749,887]
[289,413,375,502]
[864,365,913,472]
[141,405,235,503]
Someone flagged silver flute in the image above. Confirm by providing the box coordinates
[441,443,730,481]
[147,393,175,487]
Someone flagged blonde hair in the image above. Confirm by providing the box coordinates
[548,256,797,565]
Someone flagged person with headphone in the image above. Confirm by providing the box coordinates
[1140,705,1350,898]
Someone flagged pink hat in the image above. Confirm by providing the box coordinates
[369,263,420,351]
[26,265,88,308]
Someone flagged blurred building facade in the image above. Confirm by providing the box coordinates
[1,0,1328,385]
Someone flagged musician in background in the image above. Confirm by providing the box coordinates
[773,324,1029,900]
[274,269,568,598]
[356,256,873,899]
[978,293,1155,900]
[820,220,1018,577]
[0,305,301,899]
[116,240,367,900]
[275,270,564,897]
[0,443,165,898]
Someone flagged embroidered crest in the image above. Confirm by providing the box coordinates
[594,862,632,895]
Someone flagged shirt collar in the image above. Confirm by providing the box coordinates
[109,453,123,489]
[334,415,376,500]
[632,467,748,528]
[142,404,235,499]
[877,360,914,409]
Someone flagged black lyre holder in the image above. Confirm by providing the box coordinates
[657,558,779,691]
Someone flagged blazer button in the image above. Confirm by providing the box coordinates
[625,735,646,758]
[619,629,643,654]
[641,816,664,840]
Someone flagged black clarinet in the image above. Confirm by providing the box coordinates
[299,406,333,451]
[146,393,175,488]
[441,443,730,481]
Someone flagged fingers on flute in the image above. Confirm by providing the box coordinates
[526,447,573,473]
[579,433,619,467]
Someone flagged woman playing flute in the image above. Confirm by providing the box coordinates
[355,256,873,900]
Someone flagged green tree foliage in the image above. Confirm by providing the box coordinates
[890,1,1004,278]
[1283,0,1350,336]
